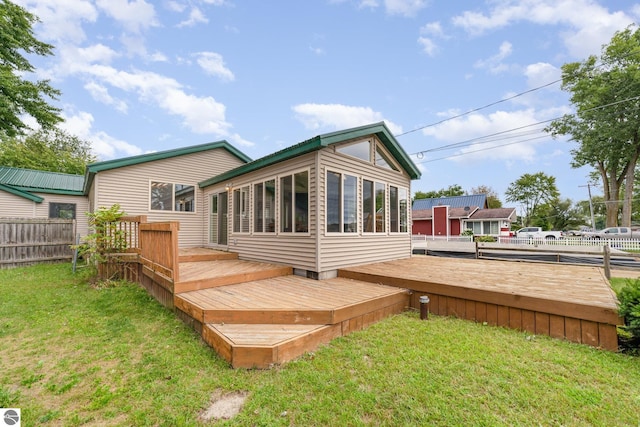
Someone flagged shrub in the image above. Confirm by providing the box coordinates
[75,204,128,280]
[617,279,640,353]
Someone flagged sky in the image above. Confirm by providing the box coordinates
[14,0,640,206]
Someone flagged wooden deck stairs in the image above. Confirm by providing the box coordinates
[173,249,409,368]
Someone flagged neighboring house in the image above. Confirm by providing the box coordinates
[2,122,420,277]
[412,194,515,237]
[0,166,89,237]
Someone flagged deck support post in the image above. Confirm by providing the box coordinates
[603,244,611,279]
[420,295,430,320]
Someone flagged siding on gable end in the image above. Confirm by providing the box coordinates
[92,148,246,247]
[203,151,318,271]
[317,140,413,272]
[33,193,90,238]
[0,191,36,217]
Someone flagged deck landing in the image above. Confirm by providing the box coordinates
[175,253,409,368]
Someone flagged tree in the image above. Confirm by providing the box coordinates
[413,184,465,200]
[505,172,560,227]
[0,128,96,174]
[546,25,640,227]
[0,0,62,137]
[470,185,502,208]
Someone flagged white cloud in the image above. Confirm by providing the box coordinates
[166,1,186,12]
[474,41,513,74]
[177,7,208,27]
[420,21,445,37]
[524,62,561,88]
[420,109,552,163]
[453,0,635,58]
[195,52,235,82]
[418,37,438,56]
[96,0,158,33]
[16,0,98,43]
[84,81,128,113]
[292,103,403,135]
[60,111,143,159]
[384,0,428,17]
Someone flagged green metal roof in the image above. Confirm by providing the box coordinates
[199,122,421,188]
[84,140,252,194]
[0,166,85,201]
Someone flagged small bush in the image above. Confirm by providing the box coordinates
[617,279,640,353]
[474,235,496,243]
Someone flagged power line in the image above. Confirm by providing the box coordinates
[410,94,640,161]
[396,46,640,139]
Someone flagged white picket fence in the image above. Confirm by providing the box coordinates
[411,234,640,251]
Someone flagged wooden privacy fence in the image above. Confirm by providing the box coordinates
[0,218,75,269]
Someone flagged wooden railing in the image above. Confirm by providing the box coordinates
[139,221,180,289]
[113,215,147,252]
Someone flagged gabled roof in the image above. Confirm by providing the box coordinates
[84,140,252,194]
[199,122,421,188]
[468,207,516,221]
[0,166,84,201]
[412,194,488,211]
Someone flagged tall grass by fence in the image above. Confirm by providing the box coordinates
[0,218,75,269]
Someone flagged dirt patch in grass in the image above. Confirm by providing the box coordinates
[198,390,249,421]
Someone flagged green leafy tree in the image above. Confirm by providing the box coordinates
[546,25,640,227]
[413,184,465,200]
[0,128,96,174]
[470,185,502,208]
[545,198,584,231]
[0,0,62,137]
[505,172,560,227]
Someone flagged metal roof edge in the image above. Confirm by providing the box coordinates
[0,184,44,203]
[87,140,251,174]
[199,136,323,188]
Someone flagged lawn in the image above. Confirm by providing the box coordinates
[1,263,639,426]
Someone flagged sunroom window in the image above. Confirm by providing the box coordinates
[326,171,357,233]
[233,186,250,233]
[280,171,308,233]
[254,179,276,233]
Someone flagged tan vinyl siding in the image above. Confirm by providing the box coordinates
[33,193,89,239]
[92,148,245,247]
[204,152,318,271]
[0,192,36,217]
[317,139,413,272]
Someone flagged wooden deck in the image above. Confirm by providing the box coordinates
[339,256,622,350]
[173,249,409,368]
[141,248,623,369]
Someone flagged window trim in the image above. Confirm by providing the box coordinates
[253,179,276,234]
[325,169,358,234]
[279,168,310,234]
[232,185,251,234]
[149,180,197,214]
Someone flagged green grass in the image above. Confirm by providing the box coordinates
[1,263,639,426]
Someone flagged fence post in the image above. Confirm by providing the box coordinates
[603,244,611,279]
[475,240,479,259]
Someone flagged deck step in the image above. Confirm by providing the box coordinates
[174,260,292,293]
[178,248,238,263]
[175,275,410,368]
[203,323,342,369]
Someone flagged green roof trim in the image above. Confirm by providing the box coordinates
[0,183,44,203]
[199,122,420,188]
[84,140,252,194]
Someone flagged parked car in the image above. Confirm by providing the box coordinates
[565,226,594,236]
[582,227,640,239]
[515,227,564,240]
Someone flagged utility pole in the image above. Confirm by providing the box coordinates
[579,184,596,230]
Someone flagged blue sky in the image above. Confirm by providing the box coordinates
[16,0,640,206]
